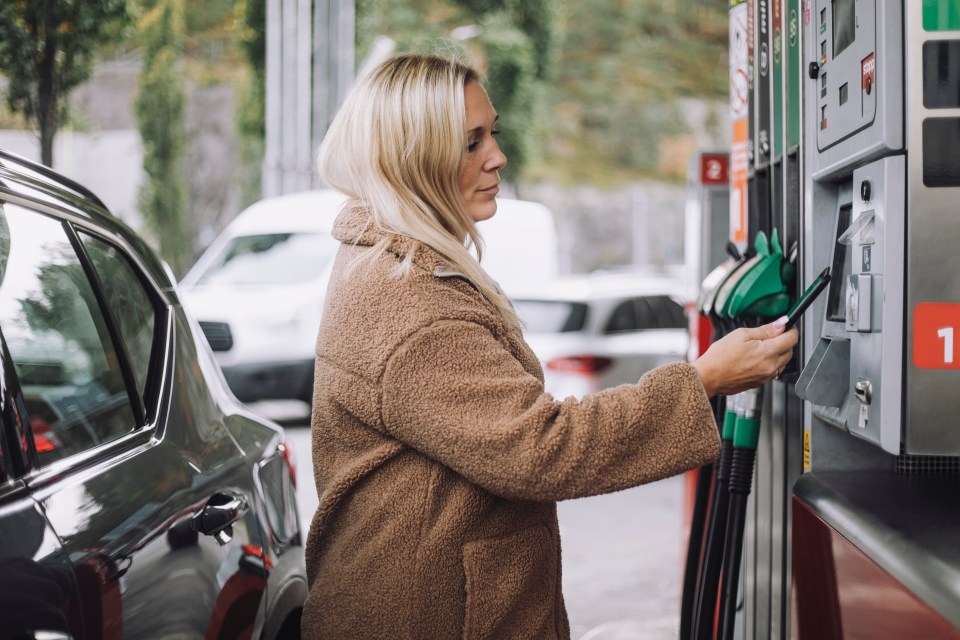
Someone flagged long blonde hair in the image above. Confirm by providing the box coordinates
[317,53,521,333]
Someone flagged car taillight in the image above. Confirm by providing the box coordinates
[30,416,60,453]
[242,544,274,570]
[279,441,296,488]
[546,356,614,375]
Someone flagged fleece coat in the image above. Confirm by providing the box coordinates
[302,206,721,640]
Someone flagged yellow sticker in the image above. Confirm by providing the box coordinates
[803,429,811,472]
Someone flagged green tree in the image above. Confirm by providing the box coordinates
[355,0,557,184]
[234,0,266,207]
[449,0,555,80]
[539,0,727,183]
[477,13,536,184]
[0,0,131,167]
[135,0,191,275]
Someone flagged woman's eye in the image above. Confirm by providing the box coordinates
[491,128,501,137]
[467,140,480,152]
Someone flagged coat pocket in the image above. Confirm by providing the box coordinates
[462,525,558,640]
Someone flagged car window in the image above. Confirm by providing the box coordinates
[514,300,588,333]
[605,300,638,334]
[633,298,660,330]
[196,232,338,286]
[606,296,686,334]
[646,296,687,329]
[0,204,136,465]
[79,232,157,399]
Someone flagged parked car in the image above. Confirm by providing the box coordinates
[180,192,560,406]
[475,197,560,295]
[0,149,305,639]
[179,190,346,406]
[511,273,695,399]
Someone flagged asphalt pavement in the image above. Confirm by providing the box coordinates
[267,403,686,640]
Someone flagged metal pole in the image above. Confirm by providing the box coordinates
[280,0,298,195]
[263,0,282,197]
[296,0,312,191]
[312,0,330,185]
[265,0,355,194]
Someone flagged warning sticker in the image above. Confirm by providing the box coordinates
[862,53,876,94]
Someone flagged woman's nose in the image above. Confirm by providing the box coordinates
[486,140,507,171]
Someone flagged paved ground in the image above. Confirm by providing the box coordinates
[266,401,686,640]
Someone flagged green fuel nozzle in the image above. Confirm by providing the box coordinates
[732,387,762,450]
[725,229,793,320]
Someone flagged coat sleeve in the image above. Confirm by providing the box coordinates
[380,318,720,502]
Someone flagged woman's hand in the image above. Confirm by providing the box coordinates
[692,317,799,397]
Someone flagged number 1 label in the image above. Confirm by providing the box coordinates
[938,327,954,364]
[915,304,960,369]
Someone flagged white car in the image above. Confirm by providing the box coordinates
[180,189,347,405]
[181,192,560,406]
[511,273,695,399]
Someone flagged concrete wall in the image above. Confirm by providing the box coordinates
[1,59,246,264]
[0,128,145,231]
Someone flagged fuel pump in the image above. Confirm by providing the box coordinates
[679,253,745,640]
[715,230,792,640]
[681,252,747,640]
[712,0,960,636]
[687,229,794,640]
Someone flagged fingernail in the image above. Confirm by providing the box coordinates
[773,316,788,327]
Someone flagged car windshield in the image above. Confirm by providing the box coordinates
[196,232,337,286]
[514,300,588,333]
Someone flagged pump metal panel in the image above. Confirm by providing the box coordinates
[905,1,960,455]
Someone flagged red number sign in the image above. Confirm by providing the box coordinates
[914,303,960,369]
[700,153,729,186]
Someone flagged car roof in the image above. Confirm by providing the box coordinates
[511,272,696,303]
[226,189,348,235]
[0,148,175,293]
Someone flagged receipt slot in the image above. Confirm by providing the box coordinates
[799,2,960,455]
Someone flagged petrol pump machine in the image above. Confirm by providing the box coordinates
[797,1,960,456]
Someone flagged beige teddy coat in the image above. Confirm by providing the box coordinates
[301,206,720,639]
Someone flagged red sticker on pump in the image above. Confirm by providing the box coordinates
[862,54,876,94]
[914,303,960,369]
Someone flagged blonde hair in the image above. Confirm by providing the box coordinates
[317,53,521,333]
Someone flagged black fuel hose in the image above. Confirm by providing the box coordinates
[716,393,762,640]
[692,405,737,640]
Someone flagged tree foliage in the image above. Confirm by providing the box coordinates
[477,13,536,184]
[233,0,266,208]
[0,0,131,166]
[355,0,727,185]
[135,0,191,275]
[538,0,729,183]
[355,0,557,185]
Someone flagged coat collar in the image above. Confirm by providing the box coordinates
[332,204,452,276]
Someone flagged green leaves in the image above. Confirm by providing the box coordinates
[135,0,190,275]
[0,0,132,165]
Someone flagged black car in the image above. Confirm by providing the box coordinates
[0,149,306,640]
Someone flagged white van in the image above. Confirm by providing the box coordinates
[179,193,560,406]
[477,198,560,295]
[180,190,346,405]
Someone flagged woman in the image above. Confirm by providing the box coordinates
[303,53,797,639]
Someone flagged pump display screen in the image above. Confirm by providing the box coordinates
[832,0,856,58]
[827,204,852,322]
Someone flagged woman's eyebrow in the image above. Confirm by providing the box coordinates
[467,115,500,136]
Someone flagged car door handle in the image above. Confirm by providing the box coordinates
[192,492,248,545]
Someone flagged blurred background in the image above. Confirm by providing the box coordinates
[0,1,730,637]
[0,0,730,277]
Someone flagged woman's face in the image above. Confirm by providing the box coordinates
[459,81,507,222]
